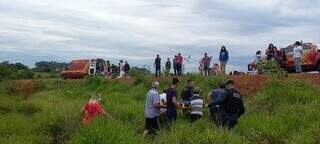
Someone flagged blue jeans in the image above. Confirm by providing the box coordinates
[294,57,302,73]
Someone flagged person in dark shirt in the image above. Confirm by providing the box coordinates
[124,61,130,76]
[154,54,161,77]
[181,79,194,104]
[166,77,180,123]
[266,43,277,61]
[208,84,226,126]
[173,55,178,76]
[213,80,245,130]
[165,58,171,76]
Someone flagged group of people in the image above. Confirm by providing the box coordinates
[248,41,303,73]
[143,78,245,136]
[154,53,184,77]
[199,46,229,75]
[154,46,229,77]
[104,60,131,78]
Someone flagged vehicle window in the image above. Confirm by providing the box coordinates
[302,44,311,50]
[284,47,293,54]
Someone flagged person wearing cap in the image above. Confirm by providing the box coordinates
[208,84,226,126]
[212,80,245,130]
[82,93,110,127]
[144,81,164,136]
[166,77,180,123]
[189,88,204,122]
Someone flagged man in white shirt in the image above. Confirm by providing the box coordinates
[293,41,303,73]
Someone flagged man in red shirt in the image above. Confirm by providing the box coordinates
[201,53,212,76]
[176,53,183,76]
[82,93,111,127]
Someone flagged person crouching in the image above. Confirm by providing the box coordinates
[189,88,204,122]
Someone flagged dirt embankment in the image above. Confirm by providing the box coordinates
[229,73,320,95]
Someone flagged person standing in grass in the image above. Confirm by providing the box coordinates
[176,53,184,76]
[202,53,212,76]
[173,55,178,76]
[208,84,226,126]
[165,58,172,76]
[189,88,204,122]
[82,93,111,127]
[212,81,245,130]
[124,61,130,77]
[219,46,229,74]
[154,54,161,77]
[144,81,164,136]
[293,41,303,73]
[166,77,180,123]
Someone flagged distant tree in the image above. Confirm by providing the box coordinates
[0,61,34,81]
[34,61,69,72]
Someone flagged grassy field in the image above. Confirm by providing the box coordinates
[0,74,320,144]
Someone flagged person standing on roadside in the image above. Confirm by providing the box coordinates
[124,61,131,77]
[219,46,229,74]
[154,54,161,77]
[144,81,164,136]
[166,77,180,123]
[165,58,172,76]
[266,43,277,61]
[202,53,212,76]
[176,53,184,76]
[293,41,303,73]
[173,55,178,76]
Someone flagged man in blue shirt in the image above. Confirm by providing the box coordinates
[144,81,165,136]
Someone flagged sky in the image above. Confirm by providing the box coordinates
[0,0,319,72]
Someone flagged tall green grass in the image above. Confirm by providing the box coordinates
[0,75,320,144]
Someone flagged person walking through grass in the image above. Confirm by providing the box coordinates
[166,77,180,123]
[219,46,229,74]
[212,80,245,130]
[144,81,165,136]
[293,41,303,73]
[189,88,204,122]
[82,93,111,127]
[154,54,161,77]
[208,84,226,126]
[202,53,212,76]
[165,58,171,76]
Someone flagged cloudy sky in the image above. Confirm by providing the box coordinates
[0,0,319,72]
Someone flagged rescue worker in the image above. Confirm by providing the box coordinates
[181,79,194,105]
[208,84,226,126]
[212,80,245,130]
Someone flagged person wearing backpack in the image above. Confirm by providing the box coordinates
[208,84,226,126]
[212,80,245,130]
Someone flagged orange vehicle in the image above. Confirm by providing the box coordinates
[62,59,106,79]
[282,42,320,72]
